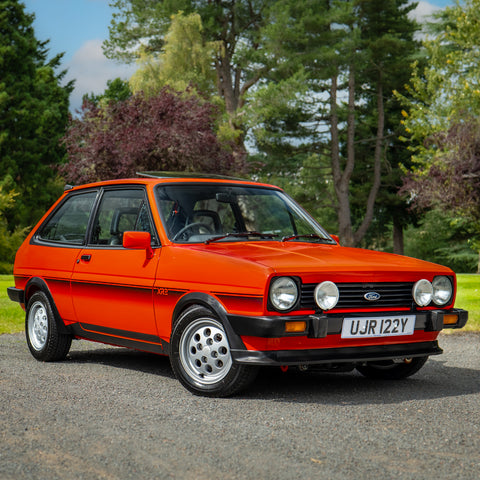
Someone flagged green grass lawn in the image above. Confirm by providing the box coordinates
[0,275,24,334]
[1,274,479,334]
[454,274,480,332]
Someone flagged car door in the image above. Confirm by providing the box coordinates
[27,189,99,323]
[71,187,160,339]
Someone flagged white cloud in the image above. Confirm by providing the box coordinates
[65,39,136,112]
[409,1,442,23]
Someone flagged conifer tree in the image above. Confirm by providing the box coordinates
[251,0,419,248]
[0,0,73,227]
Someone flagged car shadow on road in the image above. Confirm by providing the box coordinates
[241,359,480,404]
[66,343,176,379]
[64,341,480,404]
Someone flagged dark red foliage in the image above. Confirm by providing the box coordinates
[402,118,480,217]
[61,89,238,183]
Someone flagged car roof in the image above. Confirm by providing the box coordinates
[65,173,280,192]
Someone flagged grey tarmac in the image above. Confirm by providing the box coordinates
[0,331,479,480]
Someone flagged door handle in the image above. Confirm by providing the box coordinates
[80,254,91,262]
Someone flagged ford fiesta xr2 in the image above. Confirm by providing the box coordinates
[8,174,468,396]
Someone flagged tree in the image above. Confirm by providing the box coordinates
[0,176,28,273]
[249,0,419,248]
[103,0,272,160]
[398,0,480,271]
[0,0,73,227]
[61,89,238,184]
[129,12,218,97]
[83,78,132,107]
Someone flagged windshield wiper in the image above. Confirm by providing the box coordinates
[281,234,331,243]
[205,231,279,245]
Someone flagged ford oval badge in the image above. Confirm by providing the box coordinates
[364,291,381,301]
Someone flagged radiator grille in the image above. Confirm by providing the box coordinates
[300,282,415,311]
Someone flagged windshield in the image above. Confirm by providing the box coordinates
[155,184,334,244]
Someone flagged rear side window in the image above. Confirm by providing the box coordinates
[38,191,97,245]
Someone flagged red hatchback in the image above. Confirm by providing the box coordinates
[8,174,468,396]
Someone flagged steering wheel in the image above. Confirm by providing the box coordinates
[173,222,213,241]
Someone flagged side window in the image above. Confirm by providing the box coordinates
[38,191,97,245]
[90,189,154,246]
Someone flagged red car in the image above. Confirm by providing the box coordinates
[8,174,468,396]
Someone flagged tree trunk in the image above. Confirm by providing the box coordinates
[215,51,237,120]
[215,46,248,167]
[330,72,354,247]
[354,79,384,245]
[393,217,404,255]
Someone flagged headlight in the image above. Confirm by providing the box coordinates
[269,277,299,311]
[432,276,453,305]
[413,279,433,307]
[314,281,339,310]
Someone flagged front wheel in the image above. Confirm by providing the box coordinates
[26,291,72,361]
[170,306,258,397]
[356,356,428,380]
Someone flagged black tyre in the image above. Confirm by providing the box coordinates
[356,356,428,380]
[170,306,258,397]
[26,291,72,361]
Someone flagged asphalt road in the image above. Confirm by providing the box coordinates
[1,332,479,480]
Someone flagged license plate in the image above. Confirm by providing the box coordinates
[341,315,415,339]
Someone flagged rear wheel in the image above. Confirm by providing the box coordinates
[26,291,72,361]
[170,306,258,397]
[356,356,428,379]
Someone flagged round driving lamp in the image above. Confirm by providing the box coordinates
[432,276,453,306]
[314,281,339,311]
[413,279,433,307]
[269,277,299,311]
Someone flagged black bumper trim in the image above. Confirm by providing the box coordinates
[227,309,468,338]
[231,341,443,366]
[7,287,24,304]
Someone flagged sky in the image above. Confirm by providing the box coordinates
[22,0,454,112]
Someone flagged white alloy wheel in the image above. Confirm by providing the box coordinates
[25,291,72,361]
[179,317,233,385]
[28,300,49,351]
[170,306,258,397]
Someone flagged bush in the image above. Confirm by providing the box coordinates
[0,178,28,270]
[404,209,478,273]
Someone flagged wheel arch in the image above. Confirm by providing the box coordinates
[171,292,246,351]
[25,277,71,335]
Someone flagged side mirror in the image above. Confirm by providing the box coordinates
[123,231,154,259]
[330,234,340,245]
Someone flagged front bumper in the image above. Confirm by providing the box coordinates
[227,308,468,338]
[227,308,468,366]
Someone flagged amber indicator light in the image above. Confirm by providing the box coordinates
[443,314,458,325]
[285,321,307,333]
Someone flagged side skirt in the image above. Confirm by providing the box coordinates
[70,323,170,356]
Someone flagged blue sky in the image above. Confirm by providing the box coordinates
[23,0,454,112]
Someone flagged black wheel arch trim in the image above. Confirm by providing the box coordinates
[24,277,71,335]
[172,292,247,351]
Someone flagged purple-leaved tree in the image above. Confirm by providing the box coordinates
[61,88,239,184]
[402,118,480,272]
